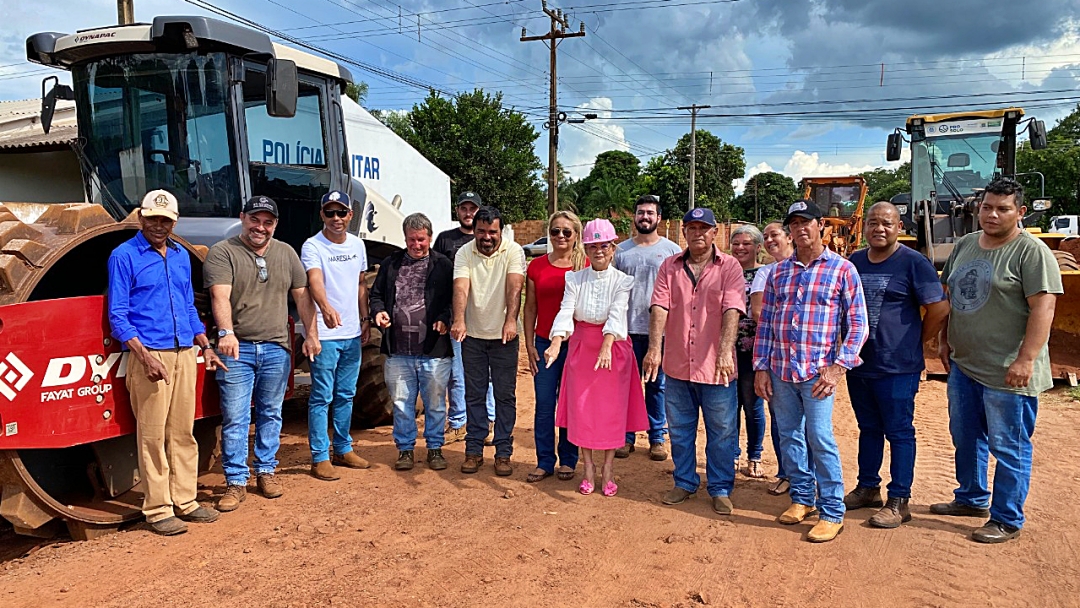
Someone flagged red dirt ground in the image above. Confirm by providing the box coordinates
[2,344,1080,607]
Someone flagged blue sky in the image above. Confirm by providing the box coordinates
[3,0,1079,190]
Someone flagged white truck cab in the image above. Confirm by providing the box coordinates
[1051,215,1079,236]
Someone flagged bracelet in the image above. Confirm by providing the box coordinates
[201,344,214,351]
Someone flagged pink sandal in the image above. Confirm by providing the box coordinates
[579,479,594,495]
[602,481,618,497]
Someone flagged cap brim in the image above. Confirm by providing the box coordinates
[140,208,178,221]
[783,212,819,225]
[244,208,278,217]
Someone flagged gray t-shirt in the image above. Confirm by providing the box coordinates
[942,231,1063,395]
[392,254,430,356]
[615,237,683,335]
[204,236,307,349]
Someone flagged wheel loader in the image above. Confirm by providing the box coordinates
[800,175,868,257]
[885,106,1080,382]
[0,16,404,539]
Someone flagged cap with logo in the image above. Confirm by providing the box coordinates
[457,191,482,207]
[321,190,351,208]
[581,218,618,244]
[681,207,717,227]
[783,199,823,225]
[140,189,179,221]
[243,195,279,218]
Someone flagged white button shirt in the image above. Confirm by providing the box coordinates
[550,265,635,341]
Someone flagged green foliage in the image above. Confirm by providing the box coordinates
[345,82,368,105]
[639,130,746,220]
[1017,103,1080,215]
[574,151,642,220]
[860,162,911,204]
[730,171,799,224]
[379,89,546,222]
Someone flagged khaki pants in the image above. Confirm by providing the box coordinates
[126,348,199,523]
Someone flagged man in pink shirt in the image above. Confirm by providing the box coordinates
[643,208,745,515]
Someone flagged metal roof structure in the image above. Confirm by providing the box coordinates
[0,99,77,152]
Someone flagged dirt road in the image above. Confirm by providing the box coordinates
[3,347,1080,607]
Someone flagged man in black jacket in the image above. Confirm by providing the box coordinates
[370,213,455,471]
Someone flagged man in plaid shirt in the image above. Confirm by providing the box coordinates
[754,199,868,543]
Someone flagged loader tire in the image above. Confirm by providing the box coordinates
[1054,250,1080,272]
[351,267,392,428]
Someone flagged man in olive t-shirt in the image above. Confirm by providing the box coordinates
[932,178,1062,544]
[204,196,320,512]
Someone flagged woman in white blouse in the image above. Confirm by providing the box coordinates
[544,219,648,497]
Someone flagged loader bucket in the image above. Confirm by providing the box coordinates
[1048,270,1080,384]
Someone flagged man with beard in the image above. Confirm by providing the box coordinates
[614,195,682,461]
[451,206,526,476]
[434,191,494,444]
[206,196,320,512]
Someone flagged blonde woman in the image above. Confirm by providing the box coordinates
[524,210,587,482]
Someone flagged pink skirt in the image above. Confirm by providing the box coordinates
[555,321,649,450]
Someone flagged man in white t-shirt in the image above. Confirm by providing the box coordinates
[301,190,372,481]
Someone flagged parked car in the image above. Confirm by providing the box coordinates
[524,236,549,257]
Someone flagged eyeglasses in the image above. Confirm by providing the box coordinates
[585,242,613,251]
[549,228,574,238]
[323,208,349,218]
[255,256,268,283]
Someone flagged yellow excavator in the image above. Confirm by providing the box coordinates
[886,107,1080,382]
[800,175,868,257]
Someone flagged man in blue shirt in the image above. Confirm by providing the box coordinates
[108,189,227,536]
[845,202,949,528]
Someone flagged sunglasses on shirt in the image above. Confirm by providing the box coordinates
[323,208,349,218]
[255,256,268,283]
[549,228,574,238]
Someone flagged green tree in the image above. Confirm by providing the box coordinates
[578,177,633,219]
[731,171,799,224]
[386,89,545,222]
[860,162,911,204]
[640,130,746,219]
[1018,103,1080,215]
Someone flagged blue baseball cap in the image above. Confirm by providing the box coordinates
[682,207,716,227]
[321,190,351,208]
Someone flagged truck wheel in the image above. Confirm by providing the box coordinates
[1054,250,1080,271]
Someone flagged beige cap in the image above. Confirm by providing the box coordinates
[140,189,179,221]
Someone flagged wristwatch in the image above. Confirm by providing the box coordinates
[218,329,234,338]
[361,316,373,323]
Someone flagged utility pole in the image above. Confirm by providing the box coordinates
[521,2,585,216]
[118,0,134,25]
[678,104,710,210]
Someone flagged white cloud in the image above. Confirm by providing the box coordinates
[781,150,878,183]
[558,97,631,180]
[733,161,775,195]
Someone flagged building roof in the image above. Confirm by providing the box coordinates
[0,99,77,152]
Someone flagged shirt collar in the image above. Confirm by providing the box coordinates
[788,245,833,267]
[474,238,509,258]
[679,245,722,263]
[134,230,179,254]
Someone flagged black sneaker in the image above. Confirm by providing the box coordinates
[395,450,415,471]
[427,448,448,470]
[149,516,188,536]
[178,505,220,524]
[972,519,1021,543]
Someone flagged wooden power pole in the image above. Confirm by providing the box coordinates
[118,0,134,25]
[678,104,710,210]
[521,2,584,216]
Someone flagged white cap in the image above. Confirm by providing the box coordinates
[140,189,179,221]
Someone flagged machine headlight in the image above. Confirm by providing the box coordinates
[896,204,909,216]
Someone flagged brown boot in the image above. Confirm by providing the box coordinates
[257,473,283,499]
[311,460,340,481]
[333,450,371,469]
[461,454,484,474]
[844,485,884,510]
[807,520,844,543]
[648,442,668,462]
[494,457,513,477]
[444,425,467,445]
[615,442,634,459]
[869,497,911,529]
[778,503,818,525]
[217,485,246,512]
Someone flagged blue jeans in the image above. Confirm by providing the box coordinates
[736,351,765,461]
[386,355,452,451]
[533,336,578,473]
[770,372,845,523]
[216,341,291,485]
[448,338,494,428]
[308,338,361,463]
[847,373,920,499]
[665,377,738,497]
[947,364,1038,529]
[626,334,668,444]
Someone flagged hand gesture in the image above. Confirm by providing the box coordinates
[714,352,735,386]
[594,344,612,371]
[543,341,562,369]
[203,349,228,372]
[451,320,467,342]
[375,311,392,328]
[302,336,321,361]
[502,319,518,344]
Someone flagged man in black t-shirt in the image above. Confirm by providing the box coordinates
[433,191,481,262]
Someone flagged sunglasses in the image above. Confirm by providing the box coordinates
[323,208,349,218]
[255,256,268,283]
[549,228,574,238]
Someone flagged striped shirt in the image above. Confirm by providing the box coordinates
[752,247,869,382]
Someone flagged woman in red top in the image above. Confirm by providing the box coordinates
[524,210,586,483]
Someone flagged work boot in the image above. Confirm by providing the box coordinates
[427,448,448,471]
[494,457,513,477]
[712,495,734,515]
[778,503,818,525]
[217,485,246,512]
[869,497,911,529]
[844,485,884,510]
[444,425,467,445]
[649,442,668,462]
[484,423,495,446]
[929,500,990,517]
[807,520,844,543]
[395,450,415,471]
[311,460,340,481]
[662,487,694,505]
[615,442,635,459]
[333,450,371,469]
[257,473,283,499]
[178,505,220,524]
[972,520,1022,544]
[461,454,484,474]
[149,516,188,536]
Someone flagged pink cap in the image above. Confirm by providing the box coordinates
[582,219,617,244]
